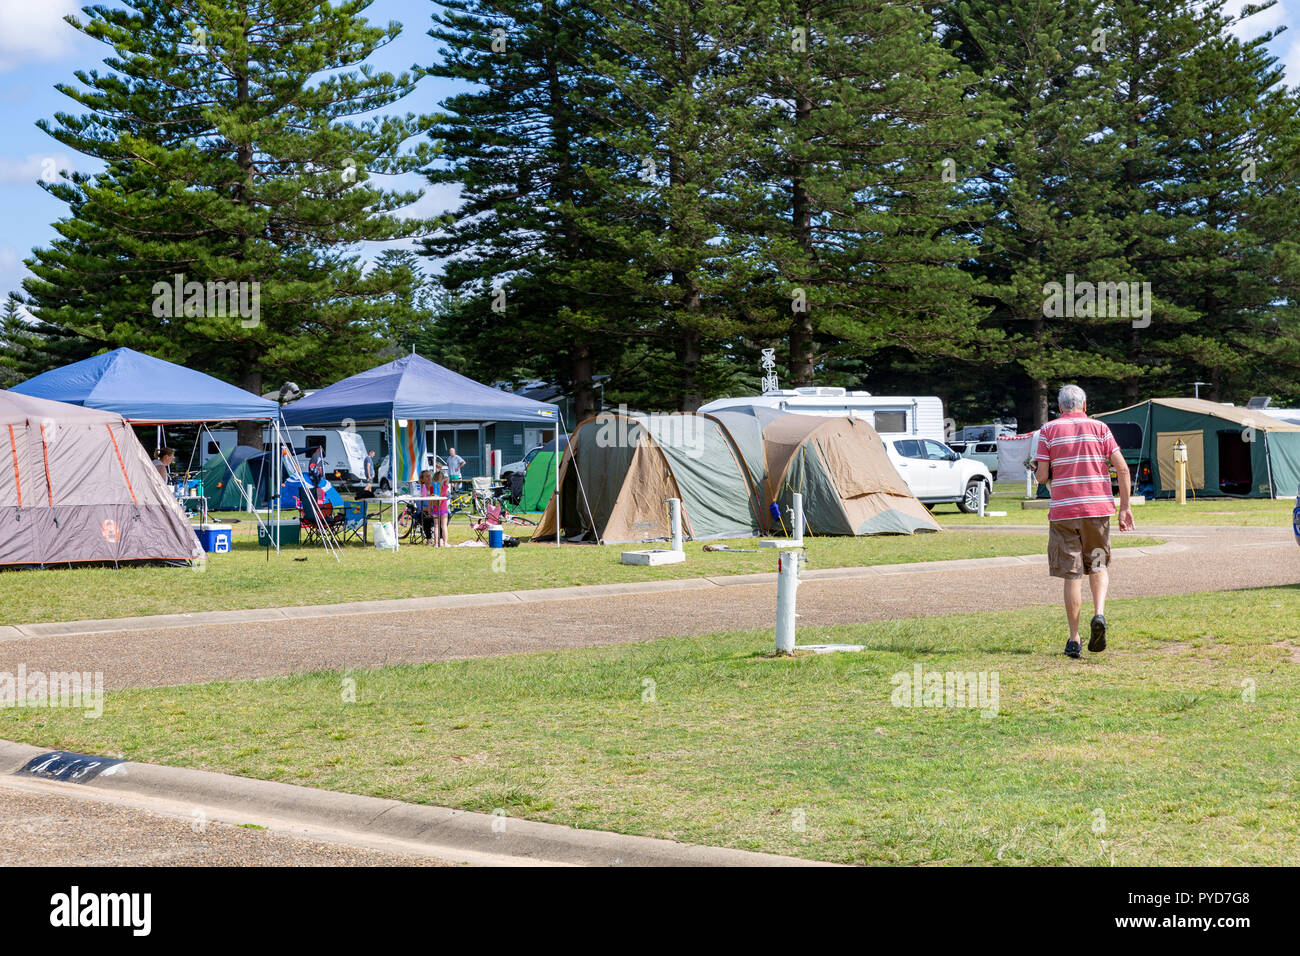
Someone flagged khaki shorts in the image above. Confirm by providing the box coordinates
[1048,517,1111,579]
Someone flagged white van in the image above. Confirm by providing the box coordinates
[698,387,946,442]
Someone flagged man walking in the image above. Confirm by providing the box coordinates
[1034,385,1135,658]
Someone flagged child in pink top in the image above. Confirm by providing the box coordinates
[430,469,449,546]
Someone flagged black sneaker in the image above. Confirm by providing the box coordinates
[1089,614,1107,653]
[1065,640,1081,659]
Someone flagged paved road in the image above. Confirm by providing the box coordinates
[0,525,1292,690]
[0,773,446,867]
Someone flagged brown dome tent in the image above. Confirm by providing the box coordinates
[707,408,940,536]
[0,390,203,567]
[533,412,764,544]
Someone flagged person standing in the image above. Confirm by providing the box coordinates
[431,468,450,547]
[362,449,377,491]
[1034,385,1135,659]
[445,447,466,481]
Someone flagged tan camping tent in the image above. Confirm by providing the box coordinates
[0,390,203,566]
[709,409,940,535]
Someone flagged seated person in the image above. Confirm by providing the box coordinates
[152,447,176,484]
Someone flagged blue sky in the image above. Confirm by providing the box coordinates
[0,0,1297,303]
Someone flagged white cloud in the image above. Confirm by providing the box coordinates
[0,152,84,185]
[0,0,82,72]
[0,244,29,297]
[1280,36,1300,89]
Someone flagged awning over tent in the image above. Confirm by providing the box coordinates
[10,348,279,423]
[281,353,560,425]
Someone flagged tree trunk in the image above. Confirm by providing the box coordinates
[789,65,814,386]
[677,315,702,411]
[237,365,263,448]
[1032,378,1049,427]
[571,345,595,421]
[234,46,260,451]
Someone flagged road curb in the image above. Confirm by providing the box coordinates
[0,740,828,867]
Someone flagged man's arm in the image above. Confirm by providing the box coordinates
[1110,449,1134,530]
[1035,459,1051,485]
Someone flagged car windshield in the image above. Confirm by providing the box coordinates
[524,448,539,464]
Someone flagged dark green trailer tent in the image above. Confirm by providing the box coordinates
[1095,398,1300,498]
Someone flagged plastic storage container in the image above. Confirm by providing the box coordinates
[194,524,233,554]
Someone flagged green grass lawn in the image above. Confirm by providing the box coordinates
[938,489,1294,527]
[0,517,1159,626]
[4,586,1296,865]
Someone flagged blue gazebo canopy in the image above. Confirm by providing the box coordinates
[11,348,279,423]
[281,353,559,426]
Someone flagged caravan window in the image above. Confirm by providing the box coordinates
[875,410,907,433]
[206,441,220,455]
[306,434,328,453]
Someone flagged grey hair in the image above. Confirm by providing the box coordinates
[1058,384,1086,412]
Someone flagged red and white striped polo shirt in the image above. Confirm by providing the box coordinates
[1034,412,1120,521]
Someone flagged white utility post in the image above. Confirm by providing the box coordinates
[775,548,801,654]
[620,497,685,565]
[668,496,683,553]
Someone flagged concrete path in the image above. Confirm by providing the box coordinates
[0,525,1292,690]
[0,741,822,867]
[0,773,453,867]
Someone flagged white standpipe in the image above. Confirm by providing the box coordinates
[667,497,682,553]
[776,549,800,654]
[978,481,987,518]
[791,493,805,545]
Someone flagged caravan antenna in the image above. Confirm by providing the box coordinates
[760,348,779,394]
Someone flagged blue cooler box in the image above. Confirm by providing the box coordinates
[195,524,233,554]
[488,526,504,548]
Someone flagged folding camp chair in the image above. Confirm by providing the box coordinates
[300,502,344,544]
[339,500,368,544]
[470,476,493,515]
[470,501,503,542]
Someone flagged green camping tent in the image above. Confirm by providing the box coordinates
[202,446,273,511]
[1095,398,1300,498]
[534,413,764,543]
[521,450,556,512]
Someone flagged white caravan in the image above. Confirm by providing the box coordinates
[698,387,946,442]
[200,425,380,486]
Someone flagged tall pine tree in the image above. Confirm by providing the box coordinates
[27,0,435,442]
